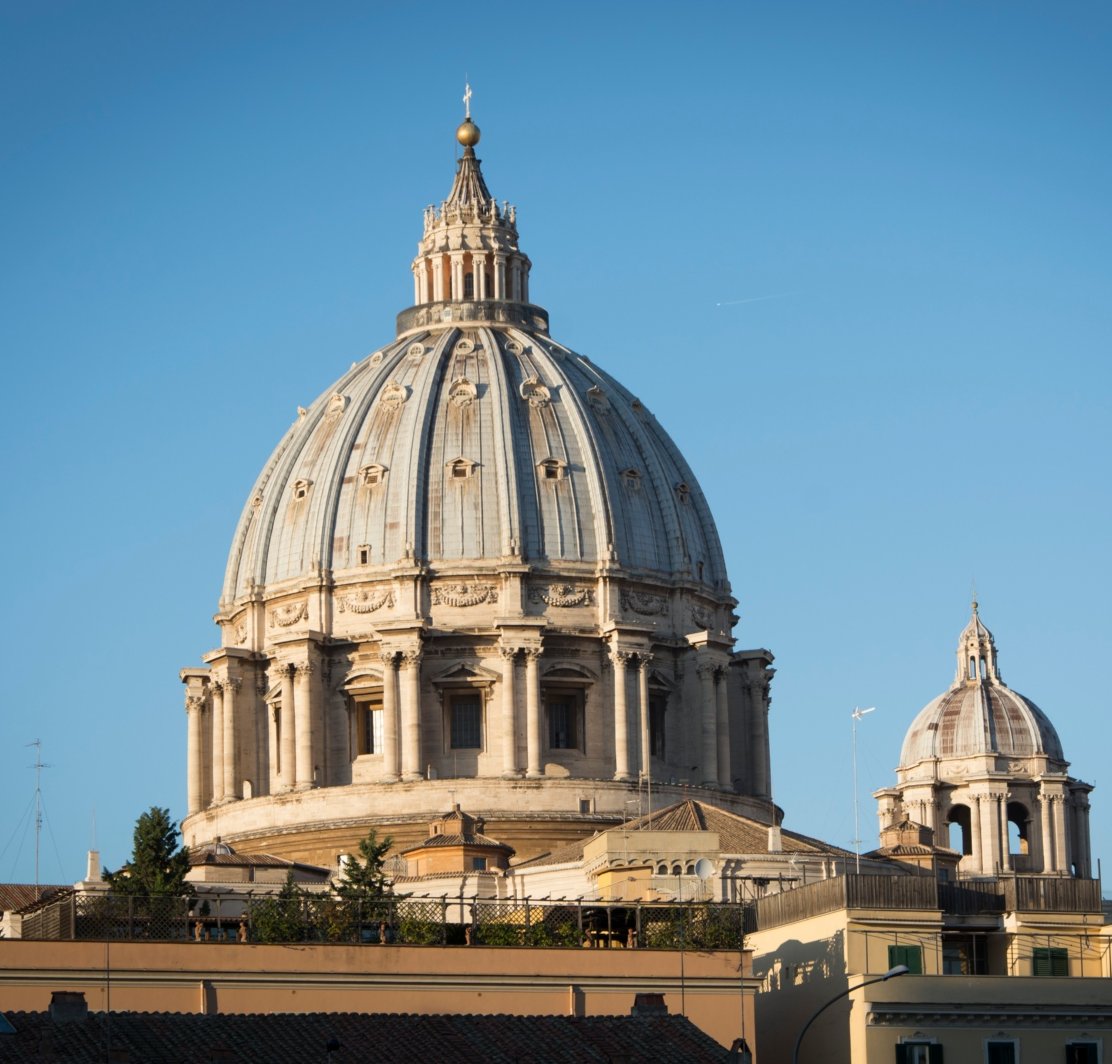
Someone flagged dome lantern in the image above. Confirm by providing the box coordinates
[405,106,537,331]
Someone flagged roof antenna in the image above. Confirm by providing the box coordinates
[850,708,876,874]
[27,739,51,892]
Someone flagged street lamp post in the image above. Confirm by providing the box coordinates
[791,964,909,1064]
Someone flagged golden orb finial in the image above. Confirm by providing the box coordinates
[456,118,480,147]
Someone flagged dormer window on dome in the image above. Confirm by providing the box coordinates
[538,457,566,481]
[359,463,387,487]
[448,457,477,480]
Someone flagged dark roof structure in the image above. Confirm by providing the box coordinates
[0,1005,728,1063]
[0,885,67,914]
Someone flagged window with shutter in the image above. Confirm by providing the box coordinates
[888,943,924,974]
[1066,1042,1099,1064]
[1032,946,1069,976]
[985,1040,1017,1064]
[896,1043,943,1064]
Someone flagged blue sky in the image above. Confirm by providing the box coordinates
[2,2,1109,885]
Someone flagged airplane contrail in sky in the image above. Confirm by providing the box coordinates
[715,292,794,307]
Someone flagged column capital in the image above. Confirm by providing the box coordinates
[185,695,205,713]
[638,653,654,670]
[380,648,399,667]
[400,646,422,667]
[499,645,522,661]
[696,662,717,680]
[522,646,542,662]
[224,677,242,693]
[611,648,633,667]
[294,661,314,677]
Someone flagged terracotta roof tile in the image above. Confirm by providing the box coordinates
[0,1009,727,1063]
[0,885,67,914]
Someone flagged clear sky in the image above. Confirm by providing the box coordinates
[2,2,1109,887]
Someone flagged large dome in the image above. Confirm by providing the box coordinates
[179,114,776,867]
[221,324,727,605]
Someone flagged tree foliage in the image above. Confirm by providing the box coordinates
[104,806,192,898]
[251,870,306,943]
[335,830,393,903]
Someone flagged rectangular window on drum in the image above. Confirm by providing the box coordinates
[451,695,482,749]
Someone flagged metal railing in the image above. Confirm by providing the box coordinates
[19,891,752,951]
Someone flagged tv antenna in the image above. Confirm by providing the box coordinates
[28,739,51,891]
[850,708,875,874]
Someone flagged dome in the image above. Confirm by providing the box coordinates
[898,603,1065,767]
[900,684,1064,765]
[221,324,727,605]
[180,111,776,868]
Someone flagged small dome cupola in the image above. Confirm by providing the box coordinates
[408,88,534,316]
[956,598,1001,684]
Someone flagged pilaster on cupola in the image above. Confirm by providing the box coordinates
[411,102,532,309]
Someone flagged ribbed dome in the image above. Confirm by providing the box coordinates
[898,604,1065,767]
[900,682,1064,765]
[221,326,726,605]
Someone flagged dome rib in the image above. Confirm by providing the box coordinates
[480,327,523,559]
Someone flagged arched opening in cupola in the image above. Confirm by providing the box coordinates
[1007,801,1031,856]
[946,804,972,855]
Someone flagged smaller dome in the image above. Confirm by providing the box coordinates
[899,605,1065,767]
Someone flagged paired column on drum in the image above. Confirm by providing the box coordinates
[609,641,653,783]
[524,648,543,779]
[400,646,423,782]
[499,645,522,779]
[380,649,400,783]
[690,638,732,790]
[185,695,204,814]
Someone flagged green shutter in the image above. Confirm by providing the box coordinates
[888,944,924,974]
[1033,946,1069,976]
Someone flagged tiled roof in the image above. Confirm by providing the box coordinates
[0,885,67,914]
[190,852,329,872]
[406,832,513,851]
[0,1009,728,1063]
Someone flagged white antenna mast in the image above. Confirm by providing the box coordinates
[850,708,876,874]
[27,739,51,892]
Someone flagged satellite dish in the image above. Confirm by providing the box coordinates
[694,858,714,881]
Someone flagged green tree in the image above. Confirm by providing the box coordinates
[251,871,306,943]
[335,830,393,903]
[104,806,192,897]
[335,831,394,938]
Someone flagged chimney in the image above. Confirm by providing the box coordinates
[630,992,668,1016]
[49,992,88,1024]
[768,824,782,853]
[85,850,102,882]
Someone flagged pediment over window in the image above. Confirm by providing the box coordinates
[542,662,597,685]
[446,456,478,480]
[343,670,385,693]
[430,662,500,687]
